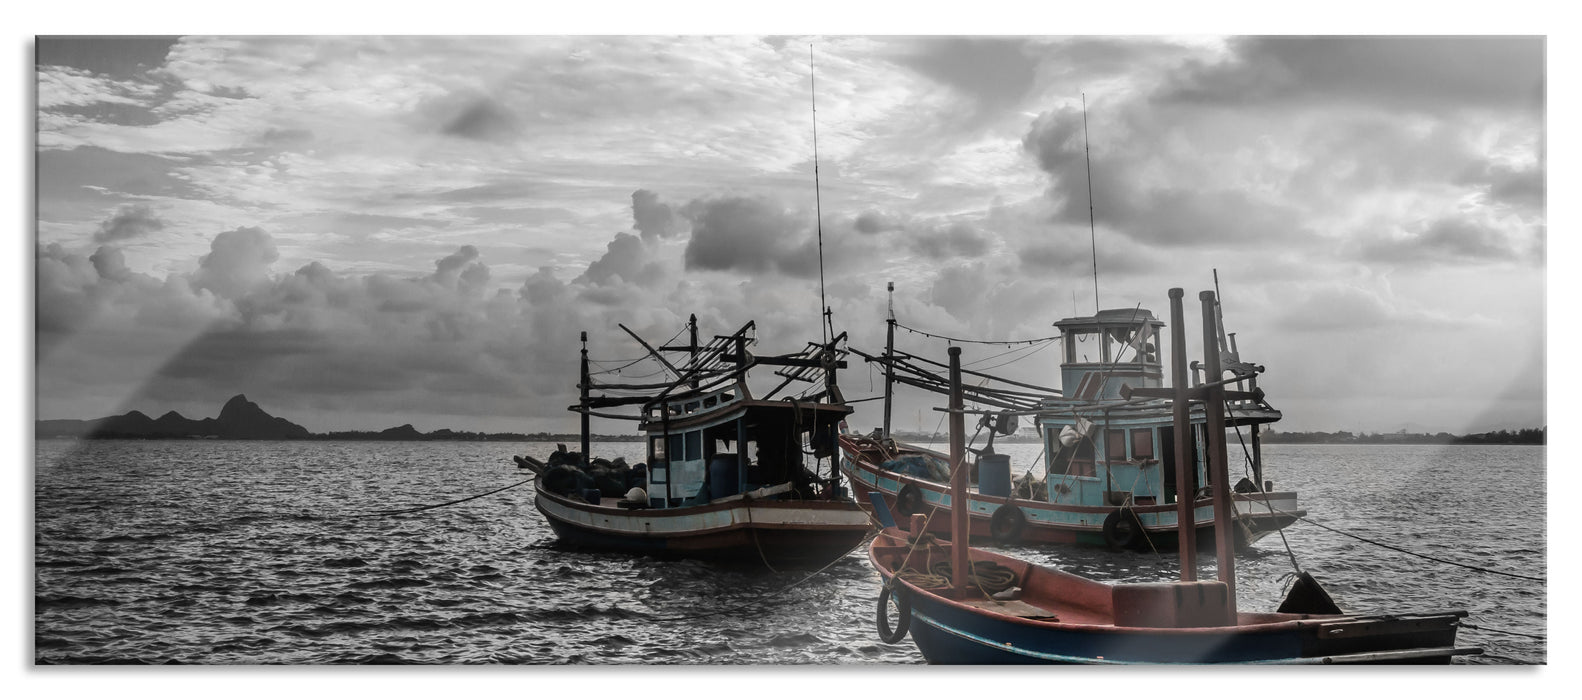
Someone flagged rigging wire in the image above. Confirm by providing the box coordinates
[894,321,1061,347]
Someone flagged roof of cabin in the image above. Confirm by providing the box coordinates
[1053,307,1162,331]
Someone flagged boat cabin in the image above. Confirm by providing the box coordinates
[1054,308,1166,401]
[640,388,851,509]
[1038,308,1279,509]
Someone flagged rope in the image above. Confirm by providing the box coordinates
[1461,622,1547,641]
[1295,515,1545,582]
[351,478,534,518]
[894,321,1061,347]
[965,338,1060,373]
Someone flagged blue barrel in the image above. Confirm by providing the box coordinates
[978,454,1012,498]
[708,454,740,500]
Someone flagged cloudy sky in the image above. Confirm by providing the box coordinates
[31,33,1547,435]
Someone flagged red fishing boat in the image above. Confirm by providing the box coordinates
[867,288,1480,664]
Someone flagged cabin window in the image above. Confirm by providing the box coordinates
[1131,429,1154,460]
[1107,429,1128,461]
[684,431,702,461]
[704,396,717,408]
[650,436,666,459]
[1064,437,1096,478]
[668,434,684,462]
[684,401,700,414]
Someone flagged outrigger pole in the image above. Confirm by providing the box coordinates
[580,331,591,462]
[884,281,896,438]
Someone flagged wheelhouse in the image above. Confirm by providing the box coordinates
[640,389,851,509]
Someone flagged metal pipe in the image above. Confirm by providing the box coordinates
[1169,289,1197,579]
[1200,291,1237,620]
[948,346,970,599]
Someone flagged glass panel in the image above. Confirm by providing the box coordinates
[1131,429,1154,460]
[668,434,684,461]
[651,436,666,459]
[1107,429,1128,461]
[684,431,702,461]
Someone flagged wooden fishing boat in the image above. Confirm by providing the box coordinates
[840,286,1301,551]
[521,317,873,569]
[866,289,1480,664]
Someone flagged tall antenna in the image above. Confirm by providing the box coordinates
[810,44,830,345]
[1082,93,1099,313]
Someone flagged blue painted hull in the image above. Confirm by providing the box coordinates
[902,594,1300,664]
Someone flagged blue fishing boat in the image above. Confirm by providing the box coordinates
[841,288,1301,551]
[866,288,1480,664]
[521,317,873,568]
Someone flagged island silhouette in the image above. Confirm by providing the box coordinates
[35,394,639,442]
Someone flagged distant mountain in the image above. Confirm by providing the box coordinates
[36,395,310,440]
[36,396,647,441]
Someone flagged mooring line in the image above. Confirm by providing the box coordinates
[1295,515,1544,583]
[351,477,534,518]
[1461,622,1547,641]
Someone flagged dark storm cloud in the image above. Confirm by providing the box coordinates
[854,209,902,235]
[36,36,179,78]
[1022,107,1307,248]
[1160,36,1544,113]
[633,189,683,242]
[899,37,1038,114]
[682,196,805,274]
[1358,216,1525,265]
[441,96,521,142]
[1476,163,1545,211]
[92,204,165,243]
[578,232,646,285]
[908,222,991,259]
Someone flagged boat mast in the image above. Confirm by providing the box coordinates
[1168,290,1198,578]
[1082,93,1100,314]
[1200,291,1237,620]
[580,331,591,462]
[884,281,896,438]
[688,313,699,389]
[810,45,831,346]
[947,345,969,599]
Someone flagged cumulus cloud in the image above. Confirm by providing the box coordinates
[633,189,683,241]
[190,226,279,299]
[93,204,165,243]
[682,195,809,275]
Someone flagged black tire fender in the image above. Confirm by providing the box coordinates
[1102,507,1145,550]
[989,503,1026,544]
[876,579,912,644]
[893,483,923,519]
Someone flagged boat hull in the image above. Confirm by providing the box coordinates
[840,436,1302,551]
[534,482,872,568]
[869,532,1472,665]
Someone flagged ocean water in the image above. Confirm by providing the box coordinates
[33,440,1545,664]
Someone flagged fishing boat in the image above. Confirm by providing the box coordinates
[839,283,1301,551]
[518,317,874,569]
[865,288,1479,664]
